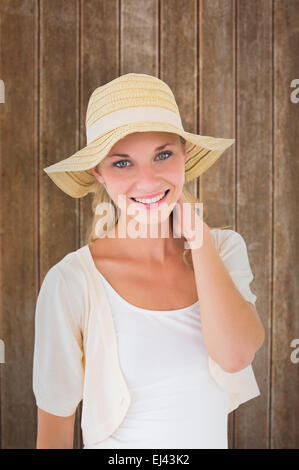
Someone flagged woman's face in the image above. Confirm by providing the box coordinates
[92,131,187,225]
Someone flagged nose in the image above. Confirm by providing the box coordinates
[133,164,164,192]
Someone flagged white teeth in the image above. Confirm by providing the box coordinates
[133,190,167,204]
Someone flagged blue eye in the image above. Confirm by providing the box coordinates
[113,151,173,169]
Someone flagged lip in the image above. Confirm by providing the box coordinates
[131,190,168,199]
[130,189,170,209]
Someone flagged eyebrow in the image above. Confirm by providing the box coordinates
[107,142,175,158]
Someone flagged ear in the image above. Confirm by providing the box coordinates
[92,166,105,185]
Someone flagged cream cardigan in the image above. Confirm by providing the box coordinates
[32,229,261,448]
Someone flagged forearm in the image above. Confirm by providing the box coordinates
[36,408,75,449]
[189,222,265,372]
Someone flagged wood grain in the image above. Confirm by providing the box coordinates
[0,0,39,449]
[0,0,298,449]
[273,0,299,449]
[234,0,273,449]
[200,0,236,448]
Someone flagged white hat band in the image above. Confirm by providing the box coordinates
[86,106,184,145]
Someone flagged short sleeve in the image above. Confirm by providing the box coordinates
[32,264,84,416]
[208,229,261,413]
[218,230,257,305]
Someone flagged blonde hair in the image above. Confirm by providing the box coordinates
[84,136,232,271]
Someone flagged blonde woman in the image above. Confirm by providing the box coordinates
[33,73,265,449]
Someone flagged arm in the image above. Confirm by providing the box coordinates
[188,221,265,373]
[33,266,85,449]
[36,407,76,449]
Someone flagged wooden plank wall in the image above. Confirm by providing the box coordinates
[0,0,298,449]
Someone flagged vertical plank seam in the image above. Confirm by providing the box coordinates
[119,0,121,74]
[158,0,160,78]
[269,0,274,450]
[0,2,3,452]
[199,0,202,202]
[197,0,199,201]
[233,0,237,448]
[37,3,41,296]
[77,0,81,251]
[77,0,82,449]
[35,0,41,450]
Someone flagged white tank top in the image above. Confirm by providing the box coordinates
[83,268,230,449]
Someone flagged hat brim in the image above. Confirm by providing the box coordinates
[43,121,235,198]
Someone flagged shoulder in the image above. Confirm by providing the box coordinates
[38,249,89,328]
[209,228,245,253]
[209,228,257,304]
[209,228,253,270]
[48,248,87,291]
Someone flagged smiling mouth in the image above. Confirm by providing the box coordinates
[130,189,170,204]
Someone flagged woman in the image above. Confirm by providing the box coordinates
[33,73,264,449]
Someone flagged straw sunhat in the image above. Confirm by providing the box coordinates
[43,73,235,198]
